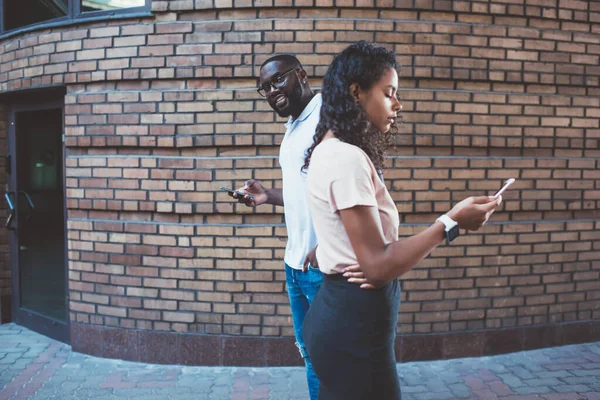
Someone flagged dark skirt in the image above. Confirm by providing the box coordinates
[303,273,402,400]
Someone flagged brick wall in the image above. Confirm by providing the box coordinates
[64,147,600,335]
[1,0,599,352]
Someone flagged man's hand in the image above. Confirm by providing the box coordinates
[303,245,319,272]
[342,265,379,289]
[231,179,269,207]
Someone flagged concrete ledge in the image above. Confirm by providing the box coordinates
[70,320,600,366]
[0,295,11,324]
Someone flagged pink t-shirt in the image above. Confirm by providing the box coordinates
[306,138,400,275]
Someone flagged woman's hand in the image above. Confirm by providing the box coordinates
[342,265,384,289]
[446,195,501,231]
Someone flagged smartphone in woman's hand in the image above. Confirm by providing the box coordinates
[494,178,515,197]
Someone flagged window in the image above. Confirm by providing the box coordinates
[81,0,145,13]
[5,0,68,31]
[1,0,151,35]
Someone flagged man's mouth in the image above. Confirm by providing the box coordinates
[274,95,287,108]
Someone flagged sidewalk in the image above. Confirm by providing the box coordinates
[1,323,599,400]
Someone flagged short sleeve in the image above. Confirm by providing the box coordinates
[327,150,377,213]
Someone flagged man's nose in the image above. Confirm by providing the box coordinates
[267,83,281,97]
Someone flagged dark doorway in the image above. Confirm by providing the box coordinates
[7,99,68,343]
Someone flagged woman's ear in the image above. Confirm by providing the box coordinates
[349,83,361,101]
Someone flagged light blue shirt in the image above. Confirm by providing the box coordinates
[279,93,322,270]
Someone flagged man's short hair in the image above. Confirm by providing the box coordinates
[260,54,303,71]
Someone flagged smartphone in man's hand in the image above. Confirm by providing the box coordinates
[219,186,254,199]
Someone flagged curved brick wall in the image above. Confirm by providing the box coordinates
[0,0,599,365]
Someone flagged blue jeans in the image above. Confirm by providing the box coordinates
[285,263,322,400]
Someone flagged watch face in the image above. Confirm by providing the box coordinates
[448,225,460,242]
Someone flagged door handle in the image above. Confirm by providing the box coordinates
[4,191,35,228]
[5,193,14,210]
[4,192,14,229]
[19,190,34,210]
[18,190,35,222]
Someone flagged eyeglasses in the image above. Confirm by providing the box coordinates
[257,68,298,97]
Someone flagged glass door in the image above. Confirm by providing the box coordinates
[7,103,68,343]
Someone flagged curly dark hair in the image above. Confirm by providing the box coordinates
[302,41,401,172]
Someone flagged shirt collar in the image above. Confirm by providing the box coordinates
[285,93,321,129]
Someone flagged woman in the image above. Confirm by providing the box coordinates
[302,41,501,399]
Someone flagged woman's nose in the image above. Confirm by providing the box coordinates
[394,101,402,113]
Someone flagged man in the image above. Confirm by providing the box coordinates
[232,54,322,399]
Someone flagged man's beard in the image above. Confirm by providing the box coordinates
[277,83,304,118]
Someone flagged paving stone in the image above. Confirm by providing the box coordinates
[169,394,211,400]
[402,385,429,393]
[402,372,426,385]
[535,370,574,379]
[589,382,600,391]
[551,384,594,393]
[413,391,455,400]
[510,366,537,379]
[572,369,600,377]
[524,378,563,386]
[0,324,599,400]
[209,385,232,398]
[561,376,598,385]
[2,347,29,354]
[88,395,122,400]
[512,385,553,394]
[427,378,452,392]
[498,373,526,388]
[71,387,114,397]
[448,382,472,398]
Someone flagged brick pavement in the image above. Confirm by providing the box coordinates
[0,323,599,400]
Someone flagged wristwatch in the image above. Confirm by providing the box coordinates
[436,214,460,243]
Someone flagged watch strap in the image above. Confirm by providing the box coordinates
[436,214,457,231]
